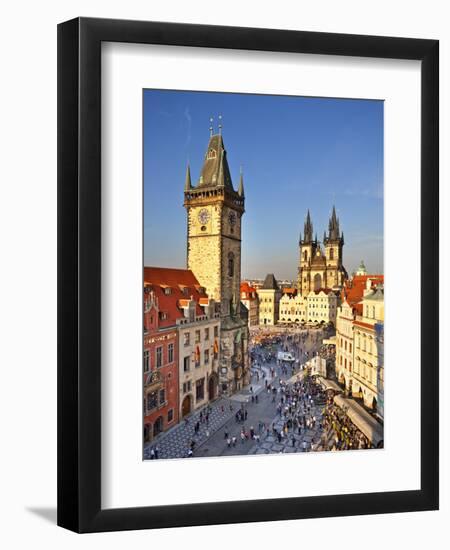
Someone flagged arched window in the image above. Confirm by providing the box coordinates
[329,248,334,260]
[228,252,234,277]
[303,250,307,261]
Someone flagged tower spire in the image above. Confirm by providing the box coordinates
[328,205,340,239]
[184,163,192,191]
[303,209,313,243]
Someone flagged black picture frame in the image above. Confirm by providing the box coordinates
[57,17,439,533]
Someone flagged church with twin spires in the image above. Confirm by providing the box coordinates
[297,207,348,294]
[183,124,250,395]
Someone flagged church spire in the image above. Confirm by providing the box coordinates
[238,166,245,197]
[184,163,192,191]
[303,210,313,243]
[328,205,340,240]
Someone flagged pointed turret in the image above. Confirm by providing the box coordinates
[328,205,340,240]
[323,231,327,244]
[238,167,245,197]
[184,163,192,191]
[303,210,313,243]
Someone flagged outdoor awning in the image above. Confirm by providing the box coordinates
[334,394,384,446]
[317,377,342,393]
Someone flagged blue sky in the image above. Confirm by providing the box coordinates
[144,89,384,280]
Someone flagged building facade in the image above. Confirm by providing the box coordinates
[352,287,384,411]
[143,284,179,443]
[177,299,221,419]
[279,288,305,324]
[279,288,339,325]
[298,207,347,294]
[335,273,385,414]
[143,267,221,437]
[184,129,249,394]
[305,289,339,324]
[257,273,282,325]
[240,281,259,326]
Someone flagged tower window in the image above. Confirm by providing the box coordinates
[303,250,307,261]
[330,248,334,260]
[228,252,234,277]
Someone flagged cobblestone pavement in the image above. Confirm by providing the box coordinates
[248,393,327,455]
[143,397,236,459]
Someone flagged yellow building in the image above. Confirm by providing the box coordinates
[257,274,281,325]
[279,289,306,324]
[352,287,384,412]
[336,278,384,415]
[184,129,249,394]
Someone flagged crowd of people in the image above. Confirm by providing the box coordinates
[321,401,371,450]
[148,325,374,459]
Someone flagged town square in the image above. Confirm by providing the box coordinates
[143,91,384,460]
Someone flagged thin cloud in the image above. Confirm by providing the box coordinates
[184,107,192,148]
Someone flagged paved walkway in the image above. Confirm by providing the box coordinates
[144,328,329,460]
[143,389,258,460]
[249,393,327,455]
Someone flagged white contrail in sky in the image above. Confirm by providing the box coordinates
[184,107,192,148]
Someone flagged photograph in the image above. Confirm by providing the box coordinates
[142,89,385,460]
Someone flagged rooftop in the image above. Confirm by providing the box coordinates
[261,273,279,290]
[144,266,211,328]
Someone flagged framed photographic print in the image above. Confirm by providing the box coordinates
[57,17,439,533]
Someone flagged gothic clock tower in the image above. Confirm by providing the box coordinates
[184,125,249,394]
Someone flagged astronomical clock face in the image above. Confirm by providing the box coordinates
[228,211,237,227]
[197,208,210,224]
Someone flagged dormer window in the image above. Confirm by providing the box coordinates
[207,148,217,160]
[163,286,171,295]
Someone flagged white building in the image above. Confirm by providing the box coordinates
[177,297,221,418]
[305,289,339,325]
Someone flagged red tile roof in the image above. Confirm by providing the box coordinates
[282,287,297,295]
[241,281,256,293]
[341,275,384,306]
[241,281,257,299]
[144,267,209,328]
